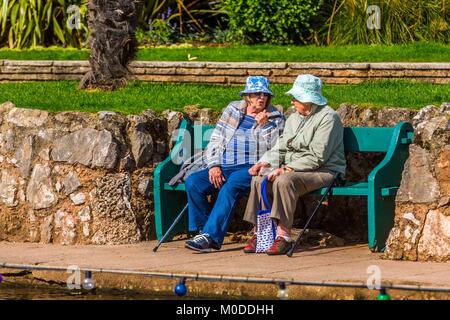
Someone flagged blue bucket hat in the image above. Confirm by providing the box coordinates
[285,74,327,106]
[239,76,274,97]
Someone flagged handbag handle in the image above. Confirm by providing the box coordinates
[259,176,271,210]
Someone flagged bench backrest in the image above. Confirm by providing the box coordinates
[192,124,215,152]
[343,127,394,152]
[189,123,395,154]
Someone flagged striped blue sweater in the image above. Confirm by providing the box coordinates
[205,100,285,168]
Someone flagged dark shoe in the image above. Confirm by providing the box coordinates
[243,234,257,253]
[266,236,293,255]
[185,233,221,253]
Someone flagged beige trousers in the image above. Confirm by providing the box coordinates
[243,171,335,229]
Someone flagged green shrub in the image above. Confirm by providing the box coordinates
[136,19,174,45]
[0,0,223,48]
[138,0,223,45]
[218,0,324,44]
[0,0,89,49]
[324,0,450,45]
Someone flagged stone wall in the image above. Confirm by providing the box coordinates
[0,102,170,244]
[1,60,450,84]
[383,105,450,262]
[0,101,449,262]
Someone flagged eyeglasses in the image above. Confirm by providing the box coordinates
[249,92,270,98]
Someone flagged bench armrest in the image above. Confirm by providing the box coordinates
[154,119,192,196]
[368,121,414,196]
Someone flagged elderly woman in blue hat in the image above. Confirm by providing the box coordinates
[243,74,346,255]
[184,76,285,252]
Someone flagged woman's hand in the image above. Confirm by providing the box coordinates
[209,166,225,189]
[248,162,270,176]
[254,110,268,126]
[267,168,286,182]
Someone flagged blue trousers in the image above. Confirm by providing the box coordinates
[185,164,253,246]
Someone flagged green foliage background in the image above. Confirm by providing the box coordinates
[325,0,450,45]
[0,0,449,48]
[218,0,325,44]
[0,0,222,48]
[0,0,89,48]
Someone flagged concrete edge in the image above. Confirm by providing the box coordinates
[2,268,448,300]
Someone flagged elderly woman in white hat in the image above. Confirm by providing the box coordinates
[243,74,346,255]
[184,76,285,252]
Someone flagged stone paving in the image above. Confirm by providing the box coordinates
[1,241,449,288]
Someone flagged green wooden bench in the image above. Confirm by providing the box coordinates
[154,119,414,252]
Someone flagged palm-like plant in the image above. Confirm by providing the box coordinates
[79,0,142,90]
[0,0,88,48]
[324,0,450,45]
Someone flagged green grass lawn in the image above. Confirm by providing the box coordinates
[0,80,448,115]
[1,42,450,62]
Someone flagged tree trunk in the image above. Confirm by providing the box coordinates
[79,0,143,91]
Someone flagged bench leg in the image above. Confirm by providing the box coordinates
[368,195,395,252]
[154,190,188,241]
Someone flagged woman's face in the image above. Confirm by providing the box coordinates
[247,92,269,111]
[291,98,312,116]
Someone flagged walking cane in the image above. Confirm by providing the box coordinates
[153,203,189,252]
[287,172,341,257]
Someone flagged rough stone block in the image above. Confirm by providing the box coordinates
[224,76,251,84]
[320,77,365,84]
[418,209,450,262]
[332,70,369,77]
[205,62,287,69]
[3,60,53,67]
[6,107,49,128]
[52,61,89,67]
[175,67,210,75]
[140,61,205,68]
[404,70,450,77]
[270,76,296,84]
[15,136,34,178]
[436,146,450,195]
[52,66,90,74]
[209,68,247,76]
[396,145,440,203]
[368,70,406,77]
[370,62,450,70]
[278,69,333,77]
[127,121,154,168]
[288,63,369,70]
[1,66,53,74]
[70,192,86,205]
[90,173,141,244]
[40,215,53,244]
[26,164,57,210]
[137,74,227,83]
[246,69,272,76]
[62,171,81,195]
[144,67,177,75]
[51,128,118,169]
[0,169,18,207]
[51,73,83,81]
[128,67,146,75]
